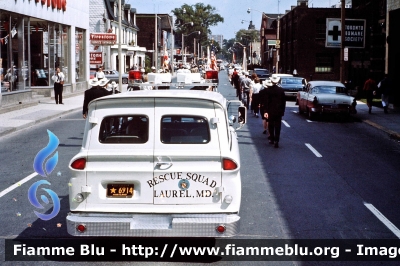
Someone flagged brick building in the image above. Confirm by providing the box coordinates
[136,14,173,70]
[275,0,400,108]
[279,4,345,81]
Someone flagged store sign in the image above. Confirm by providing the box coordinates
[90,33,117,45]
[90,52,103,64]
[326,19,366,48]
[35,0,67,11]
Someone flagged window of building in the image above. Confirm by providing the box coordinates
[75,28,85,82]
[316,19,326,40]
[0,13,29,93]
[315,54,333,73]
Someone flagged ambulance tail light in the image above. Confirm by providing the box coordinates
[216,225,226,234]
[76,224,86,233]
[206,70,218,80]
[70,158,86,170]
[223,158,237,170]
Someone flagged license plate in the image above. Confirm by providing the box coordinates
[331,104,338,109]
[107,184,134,198]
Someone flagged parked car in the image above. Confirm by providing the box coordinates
[252,68,269,82]
[90,70,96,79]
[296,80,357,119]
[103,69,128,84]
[280,76,307,97]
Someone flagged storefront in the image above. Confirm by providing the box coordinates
[0,0,89,107]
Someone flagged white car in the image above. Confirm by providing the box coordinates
[67,90,246,237]
[296,80,357,119]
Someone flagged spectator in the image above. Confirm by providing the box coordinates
[363,75,377,114]
[51,67,65,105]
[377,74,392,114]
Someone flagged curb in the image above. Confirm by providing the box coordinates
[363,119,400,141]
[0,106,81,138]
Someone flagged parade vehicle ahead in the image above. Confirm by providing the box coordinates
[67,87,247,237]
[127,70,219,91]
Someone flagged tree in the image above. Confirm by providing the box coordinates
[172,3,224,58]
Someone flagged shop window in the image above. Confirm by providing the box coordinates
[75,28,85,82]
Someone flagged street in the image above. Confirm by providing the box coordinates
[1,71,400,265]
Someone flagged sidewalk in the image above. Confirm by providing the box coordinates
[353,101,400,141]
[0,92,84,137]
[0,91,399,141]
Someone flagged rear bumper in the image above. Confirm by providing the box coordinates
[284,91,298,97]
[66,212,240,237]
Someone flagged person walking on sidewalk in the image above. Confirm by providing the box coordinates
[51,67,65,105]
[377,74,392,114]
[362,75,377,114]
[262,76,286,148]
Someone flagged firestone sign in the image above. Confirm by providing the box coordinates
[90,33,117,45]
[35,0,67,11]
[326,18,366,48]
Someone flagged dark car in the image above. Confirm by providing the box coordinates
[280,76,307,97]
[103,69,128,84]
[252,68,269,82]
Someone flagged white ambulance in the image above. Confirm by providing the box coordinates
[67,90,246,237]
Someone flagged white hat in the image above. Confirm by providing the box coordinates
[263,79,273,87]
[270,76,281,84]
[98,78,110,87]
[89,78,100,86]
[140,68,145,73]
[244,71,249,76]
[151,66,156,70]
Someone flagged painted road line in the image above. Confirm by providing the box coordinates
[0,172,38,198]
[292,111,298,113]
[305,143,322,157]
[282,120,290,128]
[364,203,400,239]
[306,119,313,123]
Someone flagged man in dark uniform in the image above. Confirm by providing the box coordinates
[261,76,286,148]
[82,78,111,119]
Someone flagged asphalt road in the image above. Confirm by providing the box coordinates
[1,71,400,265]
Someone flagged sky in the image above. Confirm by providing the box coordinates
[126,0,342,39]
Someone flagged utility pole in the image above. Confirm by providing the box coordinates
[340,0,345,82]
[118,0,122,86]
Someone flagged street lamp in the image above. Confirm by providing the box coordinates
[182,31,200,64]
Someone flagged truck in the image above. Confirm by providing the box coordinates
[66,89,247,237]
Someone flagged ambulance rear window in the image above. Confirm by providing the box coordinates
[161,115,210,144]
[99,115,149,144]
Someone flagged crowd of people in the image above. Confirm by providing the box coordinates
[229,65,286,148]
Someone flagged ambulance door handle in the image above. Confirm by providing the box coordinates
[156,162,172,170]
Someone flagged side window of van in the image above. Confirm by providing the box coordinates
[99,115,149,144]
[161,115,210,144]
